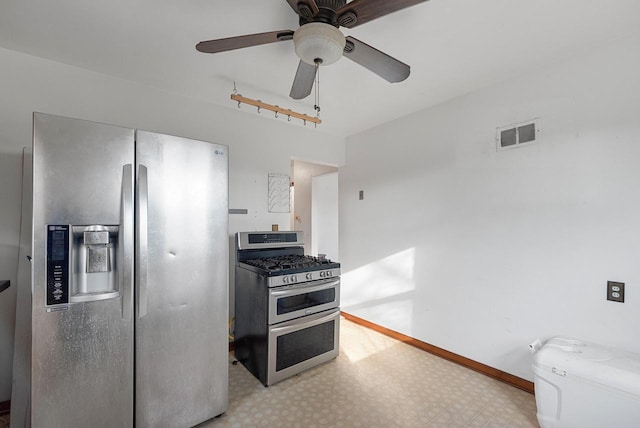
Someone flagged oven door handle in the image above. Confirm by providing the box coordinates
[270,279,340,297]
[270,310,340,334]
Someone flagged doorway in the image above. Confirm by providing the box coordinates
[290,160,338,259]
[312,171,338,261]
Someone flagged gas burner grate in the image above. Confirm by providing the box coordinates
[244,255,333,272]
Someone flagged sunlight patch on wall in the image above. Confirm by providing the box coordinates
[341,248,416,337]
[342,247,416,306]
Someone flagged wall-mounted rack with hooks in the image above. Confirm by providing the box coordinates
[231,94,321,126]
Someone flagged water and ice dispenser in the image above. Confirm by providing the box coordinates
[46,224,120,307]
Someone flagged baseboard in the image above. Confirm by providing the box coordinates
[0,400,9,415]
[340,311,534,394]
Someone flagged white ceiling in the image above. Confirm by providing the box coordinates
[1,0,639,137]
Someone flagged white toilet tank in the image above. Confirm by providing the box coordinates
[532,336,640,428]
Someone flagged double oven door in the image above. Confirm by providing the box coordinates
[266,277,340,385]
[269,278,340,323]
[268,308,340,385]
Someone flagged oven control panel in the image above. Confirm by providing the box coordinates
[268,268,340,287]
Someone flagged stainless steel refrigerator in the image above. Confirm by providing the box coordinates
[11,113,229,427]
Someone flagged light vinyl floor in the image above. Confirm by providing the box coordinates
[204,317,539,428]
[1,318,538,427]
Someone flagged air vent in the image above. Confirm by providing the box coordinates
[338,11,358,27]
[276,31,294,41]
[496,118,540,151]
[298,4,314,19]
[343,40,354,53]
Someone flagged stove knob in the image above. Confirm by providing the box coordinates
[291,275,297,283]
[326,270,332,277]
[306,273,313,280]
[283,276,289,284]
[320,271,326,278]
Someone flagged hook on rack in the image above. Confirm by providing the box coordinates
[233,83,241,109]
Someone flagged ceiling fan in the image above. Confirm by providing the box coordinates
[196,0,429,100]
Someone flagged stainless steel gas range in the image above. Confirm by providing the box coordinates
[234,231,340,386]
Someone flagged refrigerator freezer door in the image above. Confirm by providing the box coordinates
[135,131,229,427]
[30,113,135,427]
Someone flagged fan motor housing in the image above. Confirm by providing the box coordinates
[299,0,347,26]
[315,0,346,8]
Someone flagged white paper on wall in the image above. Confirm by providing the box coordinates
[268,173,290,213]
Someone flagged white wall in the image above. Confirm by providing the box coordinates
[0,46,345,401]
[339,34,640,382]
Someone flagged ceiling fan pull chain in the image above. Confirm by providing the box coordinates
[314,62,321,118]
[314,64,319,128]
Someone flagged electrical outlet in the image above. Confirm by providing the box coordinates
[607,281,625,303]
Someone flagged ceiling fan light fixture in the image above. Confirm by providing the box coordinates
[293,22,345,66]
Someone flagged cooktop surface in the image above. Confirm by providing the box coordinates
[240,255,340,275]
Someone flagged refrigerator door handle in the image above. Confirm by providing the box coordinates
[136,164,149,318]
[121,164,134,320]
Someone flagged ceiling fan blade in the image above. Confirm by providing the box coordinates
[343,36,410,83]
[335,0,429,28]
[196,30,294,54]
[284,0,320,19]
[290,60,317,99]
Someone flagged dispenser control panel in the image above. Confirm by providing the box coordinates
[46,225,69,306]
